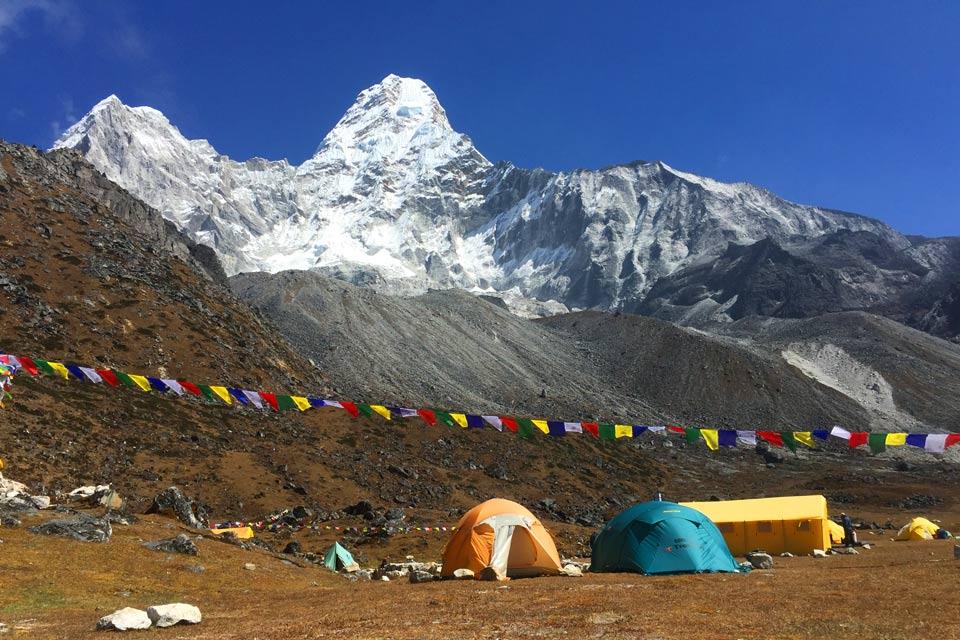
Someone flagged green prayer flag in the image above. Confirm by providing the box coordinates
[598,423,616,441]
[33,358,55,375]
[114,370,137,388]
[781,431,797,452]
[357,403,374,417]
[434,411,456,428]
[517,418,538,439]
[197,384,216,401]
[684,428,700,444]
[868,433,886,454]
[276,395,297,411]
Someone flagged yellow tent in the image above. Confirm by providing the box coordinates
[895,517,941,541]
[441,498,561,580]
[210,526,255,540]
[828,520,846,546]
[681,495,833,555]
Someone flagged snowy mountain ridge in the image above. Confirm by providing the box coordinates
[53,74,909,314]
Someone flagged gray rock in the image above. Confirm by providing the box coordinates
[185,564,205,574]
[96,607,151,631]
[831,546,859,555]
[409,570,435,584]
[779,552,794,558]
[477,566,501,581]
[745,551,774,569]
[146,603,201,628]
[145,487,206,528]
[143,534,198,556]
[29,514,111,542]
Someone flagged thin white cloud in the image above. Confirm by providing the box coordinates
[0,0,82,53]
[49,95,77,142]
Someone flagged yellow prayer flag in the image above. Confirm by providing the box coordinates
[48,361,71,380]
[450,412,468,428]
[614,424,633,438]
[794,432,816,448]
[209,385,233,404]
[370,404,391,420]
[886,433,907,446]
[700,428,719,451]
[127,374,151,392]
[291,396,311,411]
[531,419,550,434]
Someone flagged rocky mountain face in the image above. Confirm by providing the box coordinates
[54,75,916,316]
[635,230,960,333]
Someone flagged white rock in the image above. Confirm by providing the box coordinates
[831,546,859,555]
[146,603,201,628]
[453,568,475,579]
[380,575,390,582]
[812,549,827,558]
[30,495,51,510]
[97,607,152,631]
[0,476,28,494]
[560,564,583,577]
[69,485,109,499]
[243,563,256,571]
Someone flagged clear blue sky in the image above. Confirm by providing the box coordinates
[1,1,957,236]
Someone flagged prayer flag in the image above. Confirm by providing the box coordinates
[256,391,277,410]
[848,432,868,448]
[565,422,584,435]
[615,424,633,438]
[227,388,248,404]
[781,431,797,452]
[33,358,56,376]
[161,379,184,395]
[794,432,816,448]
[947,434,960,449]
[47,362,70,379]
[308,397,326,408]
[148,377,169,393]
[179,380,202,396]
[482,415,503,431]
[684,428,700,444]
[885,433,907,446]
[830,426,851,440]
[276,394,297,412]
[417,409,437,426]
[547,420,565,437]
[924,434,949,453]
[66,364,86,380]
[209,386,233,404]
[517,419,540,438]
[718,430,737,448]
[905,434,926,448]
[812,430,830,441]
[243,390,264,408]
[868,433,886,454]
[530,419,549,434]
[599,423,615,440]
[466,415,485,429]
[758,431,783,447]
[581,422,599,438]
[80,367,104,384]
[499,416,519,432]
[700,429,719,451]
[632,425,647,437]
[17,356,39,376]
[450,412,468,428]
[435,411,457,428]
[369,404,391,419]
[114,371,137,388]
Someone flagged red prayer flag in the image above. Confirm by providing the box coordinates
[757,431,784,447]
[17,356,39,376]
[945,434,960,449]
[499,416,519,433]
[97,369,119,386]
[340,401,360,418]
[848,432,869,448]
[581,422,599,438]
[417,409,437,426]
[257,391,279,411]
[178,380,202,397]
[667,425,685,434]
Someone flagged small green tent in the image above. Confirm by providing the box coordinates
[590,501,743,575]
[323,541,358,572]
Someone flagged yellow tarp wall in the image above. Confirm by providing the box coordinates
[681,495,833,555]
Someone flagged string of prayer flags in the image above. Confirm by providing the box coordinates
[3,350,959,457]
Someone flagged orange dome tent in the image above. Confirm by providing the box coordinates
[441,499,562,580]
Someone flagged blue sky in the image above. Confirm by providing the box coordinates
[1,0,957,236]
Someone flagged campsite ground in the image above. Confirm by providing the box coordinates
[1,510,958,639]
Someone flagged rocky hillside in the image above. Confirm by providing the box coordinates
[231,269,960,433]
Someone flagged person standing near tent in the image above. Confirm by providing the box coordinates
[840,513,856,546]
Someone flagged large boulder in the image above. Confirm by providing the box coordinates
[145,487,206,528]
[745,551,774,569]
[146,603,201,628]
[96,607,151,631]
[29,514,111,542]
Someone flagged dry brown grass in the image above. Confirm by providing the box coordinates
[1,512,958,639]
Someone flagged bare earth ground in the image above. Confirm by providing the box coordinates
[1,509,959,640]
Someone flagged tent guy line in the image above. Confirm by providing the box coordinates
[1,352,958,456]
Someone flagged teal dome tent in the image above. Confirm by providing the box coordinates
[590,501,744,575]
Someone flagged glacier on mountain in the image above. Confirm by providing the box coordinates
[53,74,907,314]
